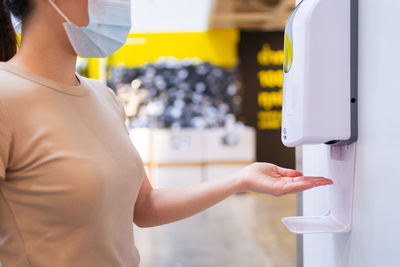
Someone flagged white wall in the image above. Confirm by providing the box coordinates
[131,0,213,33]
[302,0,400,266]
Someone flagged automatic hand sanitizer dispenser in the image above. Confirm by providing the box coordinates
[281,0,358,234]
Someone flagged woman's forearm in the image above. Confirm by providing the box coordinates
[134,174,243,228]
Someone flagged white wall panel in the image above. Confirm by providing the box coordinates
[302,1,400,266]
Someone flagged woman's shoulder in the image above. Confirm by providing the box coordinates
[79,75,112,95]
[80,75,124,112]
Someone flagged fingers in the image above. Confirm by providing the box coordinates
[281,176,333,195]
[293,176,333,184]
[305,176,333,185]
[292,180,330,193]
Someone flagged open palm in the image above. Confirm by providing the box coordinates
[237,163,333,196]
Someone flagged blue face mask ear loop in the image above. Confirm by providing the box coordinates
[47,0,73,24]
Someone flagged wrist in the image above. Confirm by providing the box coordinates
[229,173,248,193]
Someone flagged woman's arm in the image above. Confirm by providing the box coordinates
[133,162,332,227]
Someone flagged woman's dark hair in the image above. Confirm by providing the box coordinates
[0,0,30,61]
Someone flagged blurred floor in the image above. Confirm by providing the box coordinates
[134,193,297,267]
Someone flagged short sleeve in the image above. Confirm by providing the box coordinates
[105,87,130,136]
[0,102,11,180]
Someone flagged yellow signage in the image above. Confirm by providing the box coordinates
[256,42,284,130]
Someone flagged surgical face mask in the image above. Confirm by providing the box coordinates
[48,0,131,58]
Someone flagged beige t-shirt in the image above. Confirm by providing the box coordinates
[0,62,144,267]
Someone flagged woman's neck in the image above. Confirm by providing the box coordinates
[8,13,79,86]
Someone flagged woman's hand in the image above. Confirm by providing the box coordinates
[234,162,333,196]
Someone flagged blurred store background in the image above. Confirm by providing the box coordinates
[78,0,297,266]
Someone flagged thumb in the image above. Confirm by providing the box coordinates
[277,166,303,177]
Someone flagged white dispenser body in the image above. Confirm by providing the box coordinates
[282,0,352,147]
[280,0,358,234]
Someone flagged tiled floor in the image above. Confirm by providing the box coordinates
[134,193,297,267]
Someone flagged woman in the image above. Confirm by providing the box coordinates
[0,0,332,266]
